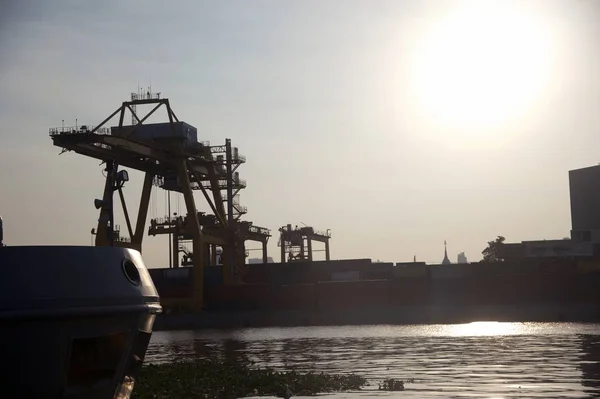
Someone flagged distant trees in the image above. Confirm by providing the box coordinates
[481,236,505,262]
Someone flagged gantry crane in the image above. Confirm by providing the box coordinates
[238,221,271,263]
[147,214,271,267]
[278,224,331,262]
[49,90,255,308]
[146,138,270,269]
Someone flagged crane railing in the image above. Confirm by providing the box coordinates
[49,126,111,136]
[248,225,270,236]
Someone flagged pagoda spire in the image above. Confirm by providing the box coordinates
[442,240,451,265]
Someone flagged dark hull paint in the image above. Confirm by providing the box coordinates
[0,246,161,399]
[150,260,600,330]
[154,304,600,331]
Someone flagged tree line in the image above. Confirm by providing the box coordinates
[481,235,505,262]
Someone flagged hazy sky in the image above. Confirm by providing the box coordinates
[1,0,599,267]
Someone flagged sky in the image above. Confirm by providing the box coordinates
[1,0,599,267]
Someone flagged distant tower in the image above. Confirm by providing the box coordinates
[442,240,451,265]
[457,252,468,263]
[413,254,416,263]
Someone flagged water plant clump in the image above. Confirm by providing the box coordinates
[132,359,368,398]
[378,378,405,391]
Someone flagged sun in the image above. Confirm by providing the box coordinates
[408,1,555,141]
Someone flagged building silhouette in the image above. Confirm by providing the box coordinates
[442,241,451,265]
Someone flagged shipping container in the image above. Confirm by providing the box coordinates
[396,261,427,267]
[316,280,390,310]
[322,259,373,273]
[330,271,360,281]
[430,264,470,279]
[493,261,532,275]
[268,268,315,285]
[242,271,269,284]
[247,263,276,274]
[393,264,429,279]
[474,261,545,276]
[368,262,394,271]
[311,259,372,281]
[279,262,312,272]
[270,284,315,310]
[163,267,191,279]
[314,269,331,282]
[360,269,392,280]
[153,285,193,298]
[149,267,192,284]
[149,267,194,299]
[470,262,499,276]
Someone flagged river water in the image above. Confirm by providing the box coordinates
[146,322,600,398]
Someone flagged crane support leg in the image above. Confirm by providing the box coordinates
[95,162,116,247]
[132,172,154,250]
[176,158,204,309]
[172,232,179,268]
[117,187,133,239]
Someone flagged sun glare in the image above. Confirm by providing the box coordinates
[409,1,555,141]
[448,321,521,337]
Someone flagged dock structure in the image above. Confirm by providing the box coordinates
[49,89,270,309]
[278,224,331,262]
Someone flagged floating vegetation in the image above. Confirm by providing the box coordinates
[378,378,405,391]
[132,359,368,398]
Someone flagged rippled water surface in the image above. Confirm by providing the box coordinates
[147,322,600,398]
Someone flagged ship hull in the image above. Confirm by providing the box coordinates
[149,258,600,330]
[0,246,161,399]
[154,304,600,331]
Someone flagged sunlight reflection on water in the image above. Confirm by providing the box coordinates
[446,321,523,336]
[147,322,600,398]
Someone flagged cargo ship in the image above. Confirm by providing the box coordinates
[47,92,600,330]
[149,255,600,330]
